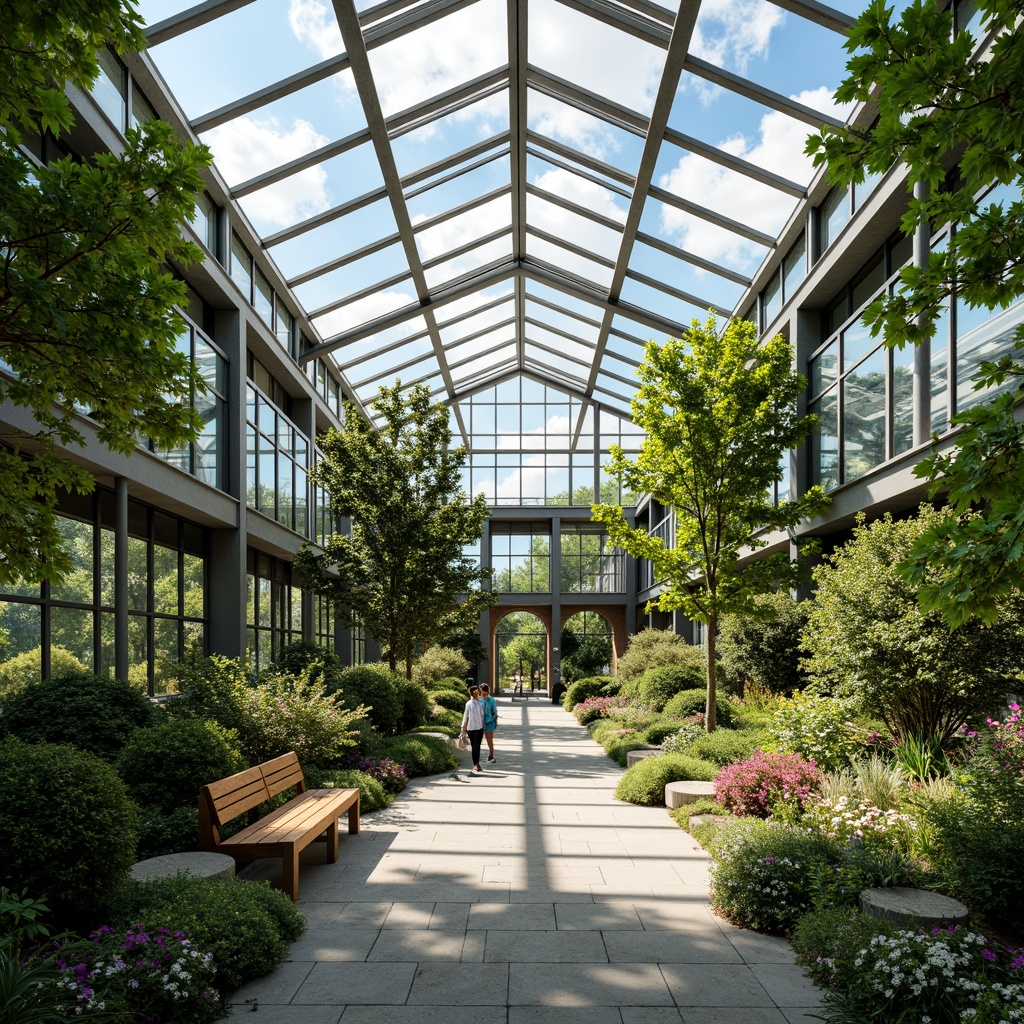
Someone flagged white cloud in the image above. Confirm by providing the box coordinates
[288,0,343,60]
[657,87,851,267]
[313,289,417,338]
[691,0,785,75]
[204,116,331,229]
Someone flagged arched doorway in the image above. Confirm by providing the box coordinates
[494,611,549,693]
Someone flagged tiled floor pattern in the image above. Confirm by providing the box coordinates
[229,699,823,1023]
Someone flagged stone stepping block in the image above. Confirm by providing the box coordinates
[131,851,236,883]
[665,780,717,809]
[860,886,969,929]
[626,747,663,767]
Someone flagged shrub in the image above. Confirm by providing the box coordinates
[136,805,199,860]
[395,677,431,732]
[705,817,840,933]
[306,766,390,812]
[48,925,221,1022]
[717,591,810,697]
[791,908,896,991]
[563,677,608,710]
[573,695,630,725]
[714,750,820,818]
[270,639,340,676]
[682,729,758,766]
[378,734,458,776]
[614,753,718,805]
[603,733,651,767]
[812,837,923,911]
[427,708,462,733]
[642,717,687,745]
[0,738,138,928]
[815,926,1024,1023]
[426,675,469,692]
[109,876,305,991]
[0,671,157,761]
[802,507,1024,744]
[171,653,252,733]
[598,679,622,696]
[617,628,698,681]
[327,665,402,735]
[412,646,469,685]
[661,715,707,753]
[116,718,245,813]
[0,645,85,699]
[764,690,861,772]
[340,754,408,794]
[915,704,1024,927]
[638,665,706,711]
[432,688,468,713]
[662,687,733,726]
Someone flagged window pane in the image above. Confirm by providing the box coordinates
[50,517,94,604]
[231,234,253,300]
[810,389,839,491]
[843,349,887,482]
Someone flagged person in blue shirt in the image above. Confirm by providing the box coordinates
[480,683,498,763]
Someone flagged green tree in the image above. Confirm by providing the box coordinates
[296,383,496,678]
[802,508,1024,743]
[594,316,829,730]
[1,0,211,587]
[806,0,1024,626]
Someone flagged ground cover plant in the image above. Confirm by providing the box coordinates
[614,753,718,805]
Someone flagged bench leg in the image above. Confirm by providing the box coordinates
[282,849,300,902]
[326,816,339,863]
[348,795,360,835]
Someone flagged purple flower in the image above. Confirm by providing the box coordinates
[982,949,997,962]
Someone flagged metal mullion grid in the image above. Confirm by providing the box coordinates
[288,232,403,288]
[436,291,517,335]
[524,292,604,335]
[412,185,512,234]
[523,335,594,373]
[524,182,625,233]
[362,0,483,48]
[264,186,388,247]
[550,0,671,45]
[602,346,642,375]
[348,334,441,388]
[526,68,650,136]
[307,268,413,321]
[635,229,752,287]
[525,144,634,200]
[404,148,511,202]
[662,127,806,199]
[450,345,519,379]
[444,315,518,354]
[336,320,434,370]
[421,228,513,275]
[526,131,636,187]
[624,268,731,318]
[766,0,855,33]
[522,351,589,387]
[386,69,511,135]
[648,184,777,248]
[524,315,599,354]
[527,226,617,272]
[145,0,259,44]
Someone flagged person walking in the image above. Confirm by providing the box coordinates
[481,683,498,763]
[460,685,486,774]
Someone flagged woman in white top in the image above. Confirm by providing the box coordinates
[460,686,486,773]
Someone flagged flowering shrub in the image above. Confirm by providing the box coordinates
[803,795,912,848]
[50,925,221,1023]
[342,755,408,794]
[608,700,659,730]
[764,690,860,772]
[818,925,1024,1023]
[969,701,1024,775]
[573,696,629,725]
[714,750,820,818]
[661,715,706,753]
[704,818,840,933]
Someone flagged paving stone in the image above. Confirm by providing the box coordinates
[229,961,314,1005]
[225,1006,343,1024]
[678,1010,789,1024]
[469,903,557,929]
[341,1008,507,1024]
[555,902,643,930]
[368,930,470,961]
[509,963,674,1006]
[484,929,607,962]
[510,1008,625,1024]
[406,963,509,1005]
[288,929,382,961]
[659,964,775,1006]
[748,965,824,1007]
[292,963,416,1005]
[603,930,741,964]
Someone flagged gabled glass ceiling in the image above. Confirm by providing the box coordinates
[140,0,854,421]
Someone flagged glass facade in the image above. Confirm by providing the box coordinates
[559,524,626,593]
[491,523,551,593]
[246,551,302,671]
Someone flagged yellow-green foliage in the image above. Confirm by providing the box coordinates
[614,753,719,806]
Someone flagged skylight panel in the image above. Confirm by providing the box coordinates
[292,241,410,312]
[526,233,615,290]
[423,234,513,289]
[525,325,595,367]
[438,297,516,343]
[414,193,511,264]
[526,190,624,260]
[366,0,507,118]
[333,316,430,365]
[348,336,438,386]
[451,349,518,385]
[269,199,399,280]
[406,158,510,221]
[619,277,702,335]
[524,345,590,383]
[640,194,771,278]
[525,282,606,323]
[628,240,747,313]
[526,89,643,168]
[529,0,667,119]
[312,284,416,341]
[523,301,601,345]
[447,325,516,361]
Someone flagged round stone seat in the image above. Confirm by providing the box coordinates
[626,747,662,767]
[665,780,717,809]
[131,851,236,883]
[859,886,969,929]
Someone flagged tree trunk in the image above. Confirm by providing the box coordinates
[405,647,413,680]
[705,612,718,733]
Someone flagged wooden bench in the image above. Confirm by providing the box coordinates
[198,751,359,901]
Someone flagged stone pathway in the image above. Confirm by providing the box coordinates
[228,698,823,1023]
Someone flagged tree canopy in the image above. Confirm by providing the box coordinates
[806,0,1024,626]
[593,316,829,729]
[295,382,496,678]
[1,0,211,586]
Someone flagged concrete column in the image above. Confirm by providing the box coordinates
[207,307,248,659]
[114,476,129,681]
[913,179,933,447]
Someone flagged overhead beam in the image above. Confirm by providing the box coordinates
[527,67,649,134]
[768,0,856,33]
[648,184,778,247]
[145,0,257,44]
[551,0,671,46]
[635,230,752,287]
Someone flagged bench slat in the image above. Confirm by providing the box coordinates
[201,767,270,827]
[261,752,306,799]
[224,789,358,848]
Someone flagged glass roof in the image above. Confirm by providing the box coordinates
[140,0,855,419]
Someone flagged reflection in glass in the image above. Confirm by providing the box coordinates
[50,518,94,604]
[127,537,148,612]
[842,315,877,372]
[843,349,887,482]
[956,298,1023,414]
[809,343,837,398]
[153,545,178,615]
[810,389,839,491]
[893,341,914,456]
[153,618,180,694]
[932,301,950,434]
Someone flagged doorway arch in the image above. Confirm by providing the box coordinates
[493,610,549,693]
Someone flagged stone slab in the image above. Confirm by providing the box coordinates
[859,886,969,929]
[665,782,718,809]
[131,851,235,882]
[627,748,663,767]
